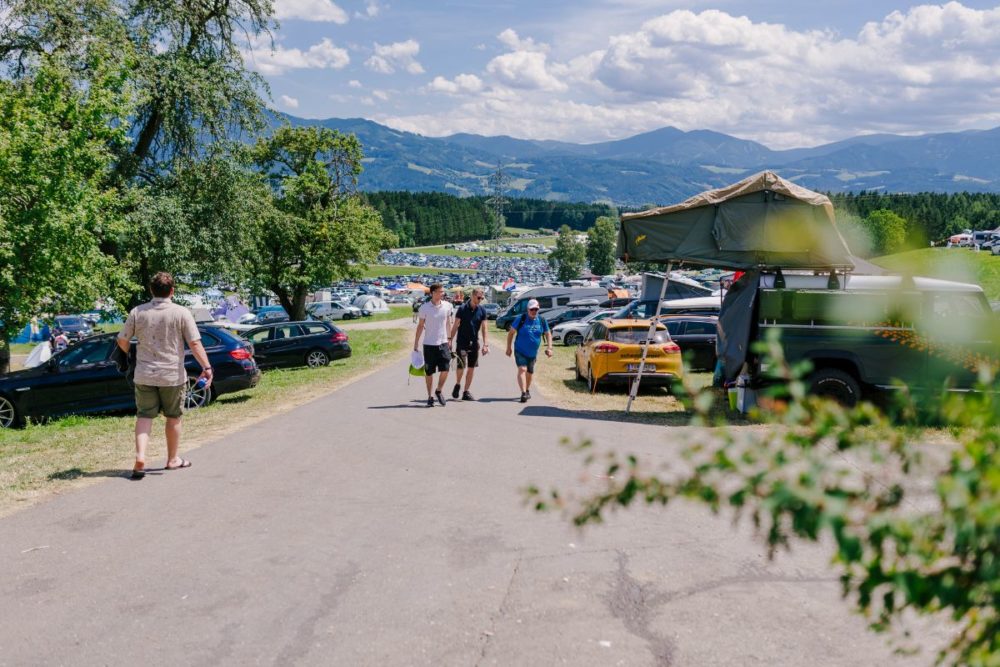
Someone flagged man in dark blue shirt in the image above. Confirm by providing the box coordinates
[448,288,489,401]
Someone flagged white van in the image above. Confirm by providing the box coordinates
[307,300,364,321]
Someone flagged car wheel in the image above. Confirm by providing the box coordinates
[306,349,330,368]
[185,377,214,410]
[564,332,582,346]
[0,395,19,429]
[587,365,600,393]
[807,368,860,407]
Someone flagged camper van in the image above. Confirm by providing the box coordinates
[496,286,608,330]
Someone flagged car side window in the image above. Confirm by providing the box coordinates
[932,294,988,319]
[536,297,553,309]
[556,297,570,306]
[58,339,112,367]
[304,323,329,335]
[199,331,221,347]
[685,322,717,335]
[665,321,682,335]
[247,329,270,343]
[271,325,300,340]
[592,324,606,341]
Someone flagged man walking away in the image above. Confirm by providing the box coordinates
[413,284,454,407]
[117,272,213,480]
[505,298,552,403]
[449,288,489,401]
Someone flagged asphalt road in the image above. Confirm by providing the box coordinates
[0,346,936,666]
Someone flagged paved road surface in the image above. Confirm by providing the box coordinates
[0,347,933,666]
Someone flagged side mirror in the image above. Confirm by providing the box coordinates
[46,357,59,372]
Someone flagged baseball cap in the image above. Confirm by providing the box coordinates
[527,299,540,310]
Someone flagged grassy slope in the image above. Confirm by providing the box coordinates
[402,245,542,260]
[358,264,476,278]
[872,248,1000,300]
[0,329,407,515]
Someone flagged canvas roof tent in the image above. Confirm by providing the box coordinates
[617,171,853,271]
[615,172,858,391]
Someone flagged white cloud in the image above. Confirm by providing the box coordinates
[497,28,548,53]
[397,3,1000,147]
[245,37,350,75]
[348,79,363,88]
[279,94,300,109]
[273,0,348,23]
[354,1,381,19]
[427,74,484,95]
[366,39,425,75]
[372,89,390,101]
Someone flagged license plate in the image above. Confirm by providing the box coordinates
[627,363,655,372]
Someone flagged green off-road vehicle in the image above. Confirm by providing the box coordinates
[738,272,998,406]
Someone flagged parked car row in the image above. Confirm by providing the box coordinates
[0,321,353,428]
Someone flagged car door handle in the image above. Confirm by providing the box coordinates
[15,387,30,392]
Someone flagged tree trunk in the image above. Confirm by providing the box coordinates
[0,339,10,376]
[289,285,309,321]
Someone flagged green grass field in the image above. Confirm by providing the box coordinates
[873,247,1000,300]
[0,329,407,515]
[402,245,543,259]
[358,264,476,278]
[352,305,412,322]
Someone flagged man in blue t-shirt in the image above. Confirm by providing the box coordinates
[448,288,489,401]
[505,298,553,403]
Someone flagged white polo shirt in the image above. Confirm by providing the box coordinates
[418,300,454,345]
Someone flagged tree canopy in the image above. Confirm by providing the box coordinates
[586,216,618,276]
[548,225,587,281]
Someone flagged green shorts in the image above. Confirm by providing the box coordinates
[135,384,186,419]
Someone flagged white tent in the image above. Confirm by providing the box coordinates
[24,342,52,368]
[353,295,390,314]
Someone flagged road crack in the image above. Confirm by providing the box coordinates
[476,549,523,666]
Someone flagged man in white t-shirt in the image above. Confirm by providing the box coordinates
[413,283,455,406]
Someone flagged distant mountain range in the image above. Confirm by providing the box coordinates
[275,113,1000,206]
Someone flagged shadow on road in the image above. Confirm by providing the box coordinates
[368,400,436,410]
[517,404,695,426]
[47,467,166,481]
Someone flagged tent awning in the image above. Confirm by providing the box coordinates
[617,170,853,271]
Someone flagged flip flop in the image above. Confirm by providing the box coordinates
[165,459,192,470]
[130,462,146,480]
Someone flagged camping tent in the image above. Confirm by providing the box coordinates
[617,171,853,270]
[353,295,390,314]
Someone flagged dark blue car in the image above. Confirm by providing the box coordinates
[0,326,260,428]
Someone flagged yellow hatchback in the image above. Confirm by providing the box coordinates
[574,319,683,392]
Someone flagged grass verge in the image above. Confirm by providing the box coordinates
[0,328,408,516]
[531,345,743,426]
[350,305,412,323]
[402,245,544,260]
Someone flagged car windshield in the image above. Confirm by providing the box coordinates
[57,316,85,327]
[609,327,669,344]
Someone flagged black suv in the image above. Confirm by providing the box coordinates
[242,321,351,370]
[0,326,260,428]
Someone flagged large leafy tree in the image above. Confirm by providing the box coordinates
[250,126,397,320]
[1,0,274,181]
[586,216,618,276]
[863,209,908,256]
[0,59,132,373]
[548,225,587,281]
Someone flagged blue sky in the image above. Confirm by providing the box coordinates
[247,1,1000,148]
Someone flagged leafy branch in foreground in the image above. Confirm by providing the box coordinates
[526,334,1000,666]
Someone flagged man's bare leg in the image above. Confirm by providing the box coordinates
[463,367,476,391]
[525,371,533,392]
[436,370,449,392]
[165,417,183,467]
[134,417,153,466]
[517,367,527,392]
[425,373,434,398]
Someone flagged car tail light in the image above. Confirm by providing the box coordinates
[593,343,620,353]
[229,347,252,360]
[662,342,681,354]
[331,332,348,343]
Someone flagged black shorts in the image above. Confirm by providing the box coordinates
[454,341,479,369]
[423,344,451,374]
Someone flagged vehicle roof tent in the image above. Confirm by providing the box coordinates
[616,170,852,271]
[616,171,855,383]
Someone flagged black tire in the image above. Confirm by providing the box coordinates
[306,349,330,368]
[807,368,860,407]
[0,394,20,429]
[185,377,214,410]
[564,332,582,346]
